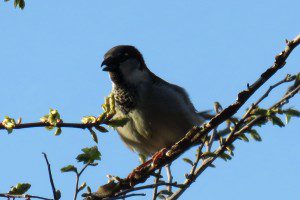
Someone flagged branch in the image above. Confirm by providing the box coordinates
[105,193,146,200]
[0,194,52,200]
[88,34,300,199]
[42,153,59,200]
[0,121,101,130]
[0,94,119,135]
[167,78,300,200]
[74,163,91,200]
[165,164,173,193]
[152,168,162,200]
[113,182,183,198]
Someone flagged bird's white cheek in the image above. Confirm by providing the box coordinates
[126,69,149,84]
[112,82,116,90]
[119,59,149,85]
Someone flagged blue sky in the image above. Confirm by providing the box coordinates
[0,0,299,199]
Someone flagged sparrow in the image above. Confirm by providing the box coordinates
[101,45,203,159]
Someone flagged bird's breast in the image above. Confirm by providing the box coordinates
[113,84,200,156]
[113,84,138,114]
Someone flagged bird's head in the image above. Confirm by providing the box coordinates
[101,45,150,85]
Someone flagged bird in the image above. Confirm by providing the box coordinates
[101,45,204,160]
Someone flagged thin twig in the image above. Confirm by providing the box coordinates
[114,182,183,198]
[0,193,53,200]
[152,168,162,200]
[207,102,222,152]
[105,193,146,200]
[42,153,58,200]
[165,164,173,193]
[0,121,106,130]
[74,162,91,200]
[226,74,297,143]
[167,77,300,200]
[232,84,300,140]
[190,141,206,177]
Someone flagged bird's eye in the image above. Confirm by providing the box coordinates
[118,53,129,63]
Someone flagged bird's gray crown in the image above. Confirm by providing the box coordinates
[101,45,146,72]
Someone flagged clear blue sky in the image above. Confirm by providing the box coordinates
[0,0,299,199]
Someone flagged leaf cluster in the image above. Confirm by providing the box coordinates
[5,0,25,9]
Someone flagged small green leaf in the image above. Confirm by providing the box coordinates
[256,117,268,127]
[61,165,77,173]
[76,146,101,164]
[95,126,108,133]
[182,158,193,166]
[40,108,62,128]
[81,116,96,124]
[87,186,92,193]
[8,183,31,195]
[55,127,62,136]
[225,146,234,156]
[238,133,249,142]
[208,163,216,168]
[19,0,25,9]
[89,128,98,143]
[227,144,235,151]
[285,114,292,124]
[248,129,262,141]
[14,0,20,8]
[2,116,16,134]
[269,115,285,127]
[219,152,232,161]
[283,108,300,117]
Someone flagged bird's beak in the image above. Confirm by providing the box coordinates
[101,57,116,72]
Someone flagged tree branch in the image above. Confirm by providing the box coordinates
[0,121,102,130]
[0,193,52,200]
[152,168,162,200]
[113,182,183,199]
[167,77,300,200]
[74,162,91,200]
[88,34,300,199]
[42,153,59,200]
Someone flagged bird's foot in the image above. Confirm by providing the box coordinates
[152,148,168,167]
[126,148,168,186]
[126,159,153,186]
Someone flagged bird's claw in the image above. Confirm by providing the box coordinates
[152,148,167,167]
[126,148,168,186]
